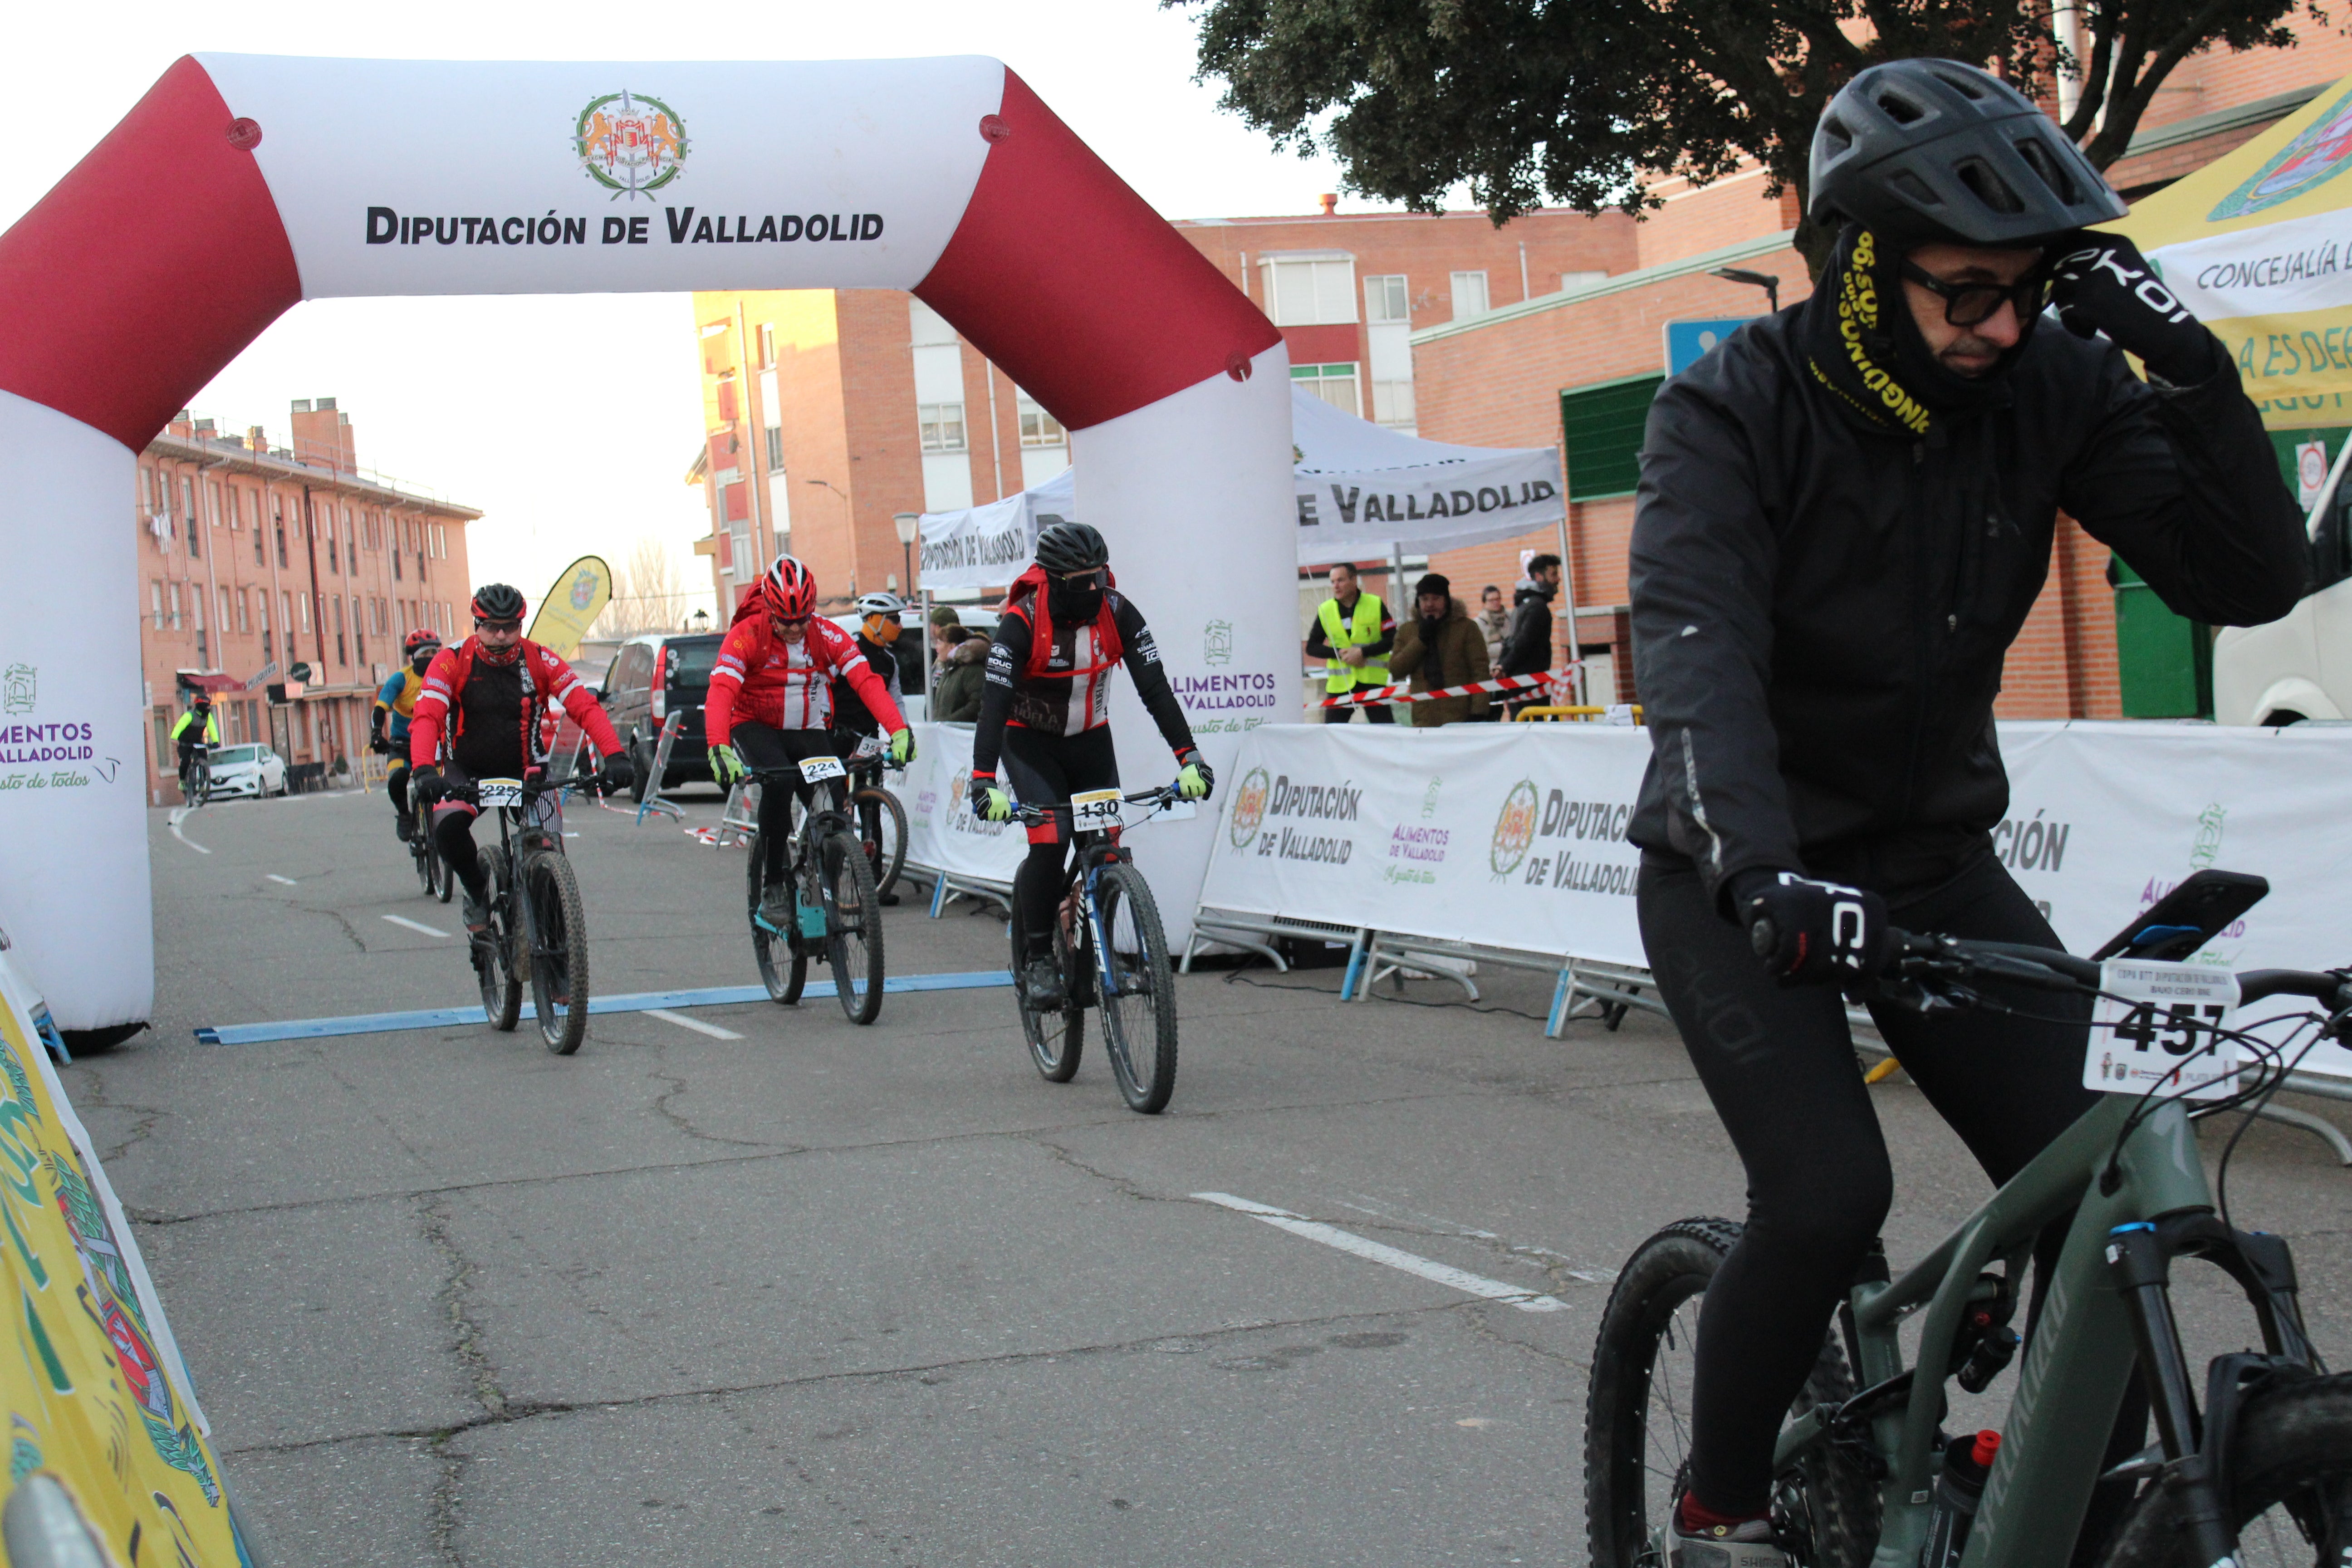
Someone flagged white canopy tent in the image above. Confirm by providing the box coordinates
[916,387,1564,589]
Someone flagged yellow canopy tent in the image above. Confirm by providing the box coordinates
[2119,75,2352,430]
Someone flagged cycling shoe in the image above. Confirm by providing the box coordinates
[1020,956,1067,1011]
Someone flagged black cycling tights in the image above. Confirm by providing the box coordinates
[1639,851,2142,1555]
[733,724,846,882]
[386,764,410,818]
[1000,725,1121,959]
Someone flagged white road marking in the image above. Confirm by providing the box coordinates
[167,812,211,854]
[1191,1192,1565,1313]
[266,874,297,886]
[643,1008,744,1040]
[381,915,450,939]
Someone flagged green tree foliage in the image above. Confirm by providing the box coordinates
[1176,0,2317,268]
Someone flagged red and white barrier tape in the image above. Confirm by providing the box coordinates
[1317,669,1579,708]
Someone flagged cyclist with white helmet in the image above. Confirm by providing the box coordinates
[835,590,912,904]
[1628,61,2307,1563]
[970,521,1214,1009]
[706,556,915,932]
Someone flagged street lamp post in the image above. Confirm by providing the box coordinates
[892,511,919,598]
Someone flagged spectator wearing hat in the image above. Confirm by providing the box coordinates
[1388,573,1492,728]
[931,615,992,722]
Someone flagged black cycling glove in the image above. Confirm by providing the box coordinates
[408,764,445,805]
[1732,869,1894,987]
[599,750,635,794]
[2048,232,2220,386]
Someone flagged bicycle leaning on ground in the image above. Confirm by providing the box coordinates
[1584,870,2352,1567]
[745,755,886,1024]
[431,771,592,1056]
[1011,786,1182,1115]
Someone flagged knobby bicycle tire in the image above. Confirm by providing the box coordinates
[1584,1217,1878,1568]
[433,838,454,903]
[748,830,805,1004]
[413,837,436,897]
[525,851,590,1056]
[1013,902,1084,1081]
[821,829,884,1025]
[2097,1373,2352,1567]
[477,847,523,1033]
[1093,862,1178,1114]
[851,784,908,896]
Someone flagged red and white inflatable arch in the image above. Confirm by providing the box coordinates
[0,55,1294,1031]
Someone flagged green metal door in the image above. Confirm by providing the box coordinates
[2111,559,2210,718]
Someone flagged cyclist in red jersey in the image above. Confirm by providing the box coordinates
[407,584,632,932]
[705,555,914,931]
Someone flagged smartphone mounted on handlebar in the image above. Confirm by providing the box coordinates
[2088,869,2269,962]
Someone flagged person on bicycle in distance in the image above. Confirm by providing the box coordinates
[968,522,1215,1009]
[370,628,440,843]
[705,557,914,932]
[1630,60,2307,1564]
[834,590,911,904]
[406,585,633,934]
[169,693,219,796]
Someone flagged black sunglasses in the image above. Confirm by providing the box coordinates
[1898,259,2050,329]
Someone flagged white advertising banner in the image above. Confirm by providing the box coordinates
[1289,387,1564,564]
[1202,720,2352,1081]
[917,469,1072,593]
[900,722,1027,888]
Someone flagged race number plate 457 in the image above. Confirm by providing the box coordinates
[1070,789,1122,827]
[798,756,847,783]
[2085,959,2240,1101]
[475,778,524,809]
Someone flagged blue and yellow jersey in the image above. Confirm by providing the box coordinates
[375,667,425,742]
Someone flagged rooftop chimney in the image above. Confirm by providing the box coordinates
[1318,193,1338,216]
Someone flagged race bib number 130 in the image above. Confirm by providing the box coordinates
[2085,959,2240,1101]
[1070,789,1123,826]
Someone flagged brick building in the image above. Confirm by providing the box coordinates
[137,399,478,803]
[683,206,1632,615]
[1410,28,2352,716]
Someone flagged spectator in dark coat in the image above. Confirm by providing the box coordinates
[932,631,991,722]
[1388,573,1492,727]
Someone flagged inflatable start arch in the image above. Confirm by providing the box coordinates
[0,55,1295,1031]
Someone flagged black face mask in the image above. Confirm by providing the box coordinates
[1047,576,1103,625]
[411,652,435,673]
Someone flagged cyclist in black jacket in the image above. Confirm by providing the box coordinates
[970,522,1214,1009]
[1629,60,2307,1565]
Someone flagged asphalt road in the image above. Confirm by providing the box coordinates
[64,784,2352,1565]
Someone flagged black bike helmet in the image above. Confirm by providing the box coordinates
[1810,59,2125,247]
[1033,521,1109,574]
[470,583,527,623]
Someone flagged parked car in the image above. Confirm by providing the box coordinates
[2214,447,2352,724]
[205,743,288,799]
[600,632,723,801]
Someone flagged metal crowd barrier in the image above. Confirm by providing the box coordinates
[1181,909,1368,976]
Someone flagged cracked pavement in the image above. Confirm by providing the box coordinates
[67,787,2352,1564]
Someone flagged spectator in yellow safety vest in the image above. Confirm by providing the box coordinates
[1303,562,1396,725]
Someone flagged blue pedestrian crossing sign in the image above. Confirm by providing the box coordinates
[1664,318,1758,377]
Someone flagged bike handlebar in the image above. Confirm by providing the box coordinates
[1012,786,1179,826]
[1881,930,2352,1012]
[430,771,588,805]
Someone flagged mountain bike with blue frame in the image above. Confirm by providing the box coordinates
[746,754,885,1024]
[1583,870,2352,1567]
[435,771,591,1056]
[1010,785,1181,1114]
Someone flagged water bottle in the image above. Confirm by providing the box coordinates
[1921,1429,2001,1567]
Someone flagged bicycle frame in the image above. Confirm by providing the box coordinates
[1770,1085,2317,1567]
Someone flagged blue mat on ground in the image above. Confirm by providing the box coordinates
[194,971,1015,1045]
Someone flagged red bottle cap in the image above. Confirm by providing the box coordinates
[1971,1430,2002,1466]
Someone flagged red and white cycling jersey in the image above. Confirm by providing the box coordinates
[705,605,901,742]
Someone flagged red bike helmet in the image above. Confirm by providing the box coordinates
[760,554,818,618]
[403,628,442,657]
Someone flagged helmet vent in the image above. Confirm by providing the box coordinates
[1889,170,1940,207]
[1820,113,1853,155]
[1875,89,1926,125]
[1934,65,1989,100]
[1954,157,2024,215]
[2014,136,2080,204]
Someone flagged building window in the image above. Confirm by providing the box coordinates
[168,582,182,631]
[1018,396,1064,448]
[150,580,164,630]
[1450,270,1491,319]
[1365,274,1411,324]
[1291,363,1362,417]
[1260,256,1357,326]
[760,368,783,471]
[332,596,346,665]
[1372,381,1417,429]
[759,323,775,366]
[1561,270,1608,294]
[236,588,250,634]
[919,402,967,453]
[1559,374,1666,500]
[218,588,230,637]
[152,708,171,774]
[298,593,311,634]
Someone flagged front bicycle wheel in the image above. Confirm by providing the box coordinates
[524,851,590,1055]
[1584,1218,1877,1568]
[2098,1373,2352,1567]
[475,847,523,1033]
[852,785,908,896]
[1012,902,1084,1082]
[413,836,436,896]
[821,830,884,1024]
[431,835,454,903]
[190,760,210,806]
[1093,862,1178,1114]
[748,831,805,1004]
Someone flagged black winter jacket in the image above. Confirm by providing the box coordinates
[1628,307,2307,906]
[1496,582,1556,677]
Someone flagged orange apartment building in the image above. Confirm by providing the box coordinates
[1411,28,2352,715]
[685,206,1632,616]
[137,399,478,803]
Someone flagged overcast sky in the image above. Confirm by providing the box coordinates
[5,2,1405,620]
